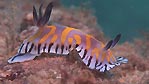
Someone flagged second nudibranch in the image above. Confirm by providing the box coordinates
[8,2,128,72]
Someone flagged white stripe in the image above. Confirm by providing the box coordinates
[89,55,96,69]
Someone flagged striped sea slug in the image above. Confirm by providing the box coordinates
[8,2,128,72]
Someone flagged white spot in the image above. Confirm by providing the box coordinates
[79,49,84,58]
[100,66,105,72]
[62,46,69,54]
[50,44,56,53]
[82,56,89,65]
[20,42,27,53]
[44,46,49,53]
[76,46,81,51]
[89,55,96,69]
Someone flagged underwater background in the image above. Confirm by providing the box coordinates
[61,0,149,42]
[0,0,148,84]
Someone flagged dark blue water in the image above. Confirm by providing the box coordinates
[61,0,149,42]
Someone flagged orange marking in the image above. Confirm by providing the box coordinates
[91,48,100,60]
[74,34,81,45]
[111,56,116,62]
[101,50,116,62]
[39,26,56,43]
[96,42,105,50]
[68,38,73,44]
[107,55,110,62]
[108,51,112,62]
[101,43,105,49]
[98,42,106,62]
[107,50,116,62]
[86,35,91,50]
[61,27,74,44]
[29,28,43,42]
[101,52,106,62]
[50,34,58,43]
